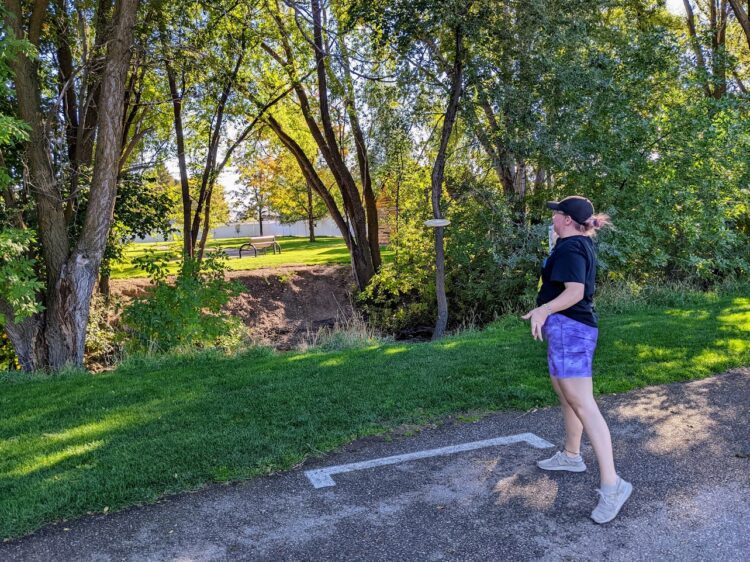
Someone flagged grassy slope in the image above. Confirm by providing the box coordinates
[111,237,386,279]
[1,295,749,538]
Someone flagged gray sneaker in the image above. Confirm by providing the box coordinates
[591,477,633,524]
[536,451,587,472]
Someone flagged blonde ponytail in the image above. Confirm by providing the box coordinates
[574,213,612,237]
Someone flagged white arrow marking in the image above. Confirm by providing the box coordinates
[304,432,554,488]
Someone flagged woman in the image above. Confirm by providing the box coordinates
[522,195,632,524]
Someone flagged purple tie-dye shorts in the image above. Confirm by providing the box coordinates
[542,313,599,378]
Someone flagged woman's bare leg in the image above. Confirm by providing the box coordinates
[557,377,618,487]
[549,375,584,456]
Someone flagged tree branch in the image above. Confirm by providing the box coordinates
[733,69,749,93]
[683,0,712,97]
[217,77,304,173]
[728,0,750,49]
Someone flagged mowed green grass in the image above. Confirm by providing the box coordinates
[1,295,749,539]
[111,236,388,279]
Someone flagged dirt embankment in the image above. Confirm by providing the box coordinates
[110,265,357,350]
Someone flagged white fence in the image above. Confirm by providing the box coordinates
[135,217,344,243]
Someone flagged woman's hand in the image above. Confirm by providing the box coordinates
[521,307,549,341]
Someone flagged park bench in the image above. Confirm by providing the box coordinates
[238,235,282,258]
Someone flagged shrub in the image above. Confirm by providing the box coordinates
[84,292,124,370]
[444,184,547,323]
[358,209,435,334]
[122,251,245,353]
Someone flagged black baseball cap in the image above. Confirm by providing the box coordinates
[546,196,594,224]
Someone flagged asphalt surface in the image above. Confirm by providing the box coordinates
[3,369,749,561]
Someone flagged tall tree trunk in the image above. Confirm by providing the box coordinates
[158,10,194,257]
[190,39,246,255]
[710,0,728,99]
[431,27,464,340]
[264,114,374,288]
[196,181,214,262]
[161,42,192,256]
[306,180,316,242]
[3,0,139,371]
[309,0,374,280]
[47,0,138,369]
[5,0,69,294]
[683,0,713,97]
[76,0,113,168]
[728,0,750,49]
[336,33,380,269]
[472,92,516,197]
[260,2,378,288]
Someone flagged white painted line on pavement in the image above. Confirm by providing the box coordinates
[304,432,555,488]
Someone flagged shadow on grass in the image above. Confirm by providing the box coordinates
[1,296,748,539]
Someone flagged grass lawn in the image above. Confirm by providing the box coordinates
[111,236,390,279]
[1,294,749,539]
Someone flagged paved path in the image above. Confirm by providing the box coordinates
[3,369,749,561]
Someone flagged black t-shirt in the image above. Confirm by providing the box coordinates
[536,235,598,327]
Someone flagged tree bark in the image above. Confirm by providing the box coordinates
[264,114,376,289]
[431,26,464,340]
[306,181,316,242]
[160,27,192,256]
[709,0,728,99]
[263,1,378,287]
[309,0,374,278]
[5,0,69,293]
[473,91,516,197]
[53,0,80,179]
[0,303,46,372]
[190,37,246,256]
[76,0,114,168]
[728,0,750,49]
[98,272,111,299]
[47,0,138,369]
[3,0,139,371]
[683,0,710,98]
[336,34,381,269]
[196,182,213,263]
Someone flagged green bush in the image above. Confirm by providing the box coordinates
[558,94,750,285]
[122,251,245,353]
[84,292,124,370]
[0,330,18,370]
[444,183,547,323]
[0,229,43,324]
[358,199,435,334]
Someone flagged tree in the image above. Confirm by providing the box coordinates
[728,0,750,49]
[1,0,139,371]
[351,0,479,337]
[682,0,735,97]
[234,151,276,235]
[235,141,328,240]
[98,172,175,298]
[254,0,382,289]
[268,175,328,243]
[157,0,252,260]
